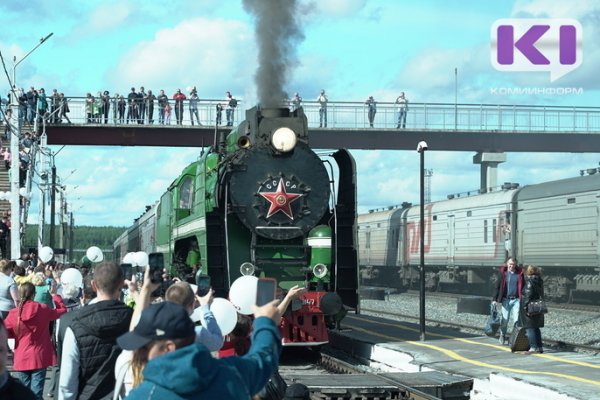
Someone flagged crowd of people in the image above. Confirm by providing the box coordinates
[0,86,239,127]
[1,88,413,129]
[0,255,313,400]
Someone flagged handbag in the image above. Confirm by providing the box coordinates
[484,303,501,336]
[527,299,548,315]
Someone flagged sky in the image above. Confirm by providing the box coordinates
[1,0,600,229]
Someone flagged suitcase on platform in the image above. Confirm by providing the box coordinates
[509,324,529,352]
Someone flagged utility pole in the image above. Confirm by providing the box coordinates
[49,164,56,249]
[9,32,53,259]
[68,211,74,262]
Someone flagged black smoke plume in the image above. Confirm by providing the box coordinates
[243,0,304,108]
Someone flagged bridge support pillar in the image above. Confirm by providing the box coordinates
[473,152,506,193]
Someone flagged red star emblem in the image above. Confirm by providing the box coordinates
[259,178,303,219]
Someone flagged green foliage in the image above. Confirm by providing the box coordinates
[23,224,126,258]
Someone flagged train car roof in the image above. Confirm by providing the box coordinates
[517,173,600,201]
[405,189,518,216]
[358,207,407,225]
[137,201,158,224]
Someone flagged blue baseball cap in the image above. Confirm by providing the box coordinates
[117,301,195,350]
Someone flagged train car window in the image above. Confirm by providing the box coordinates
[484,219,488,243]
[567,197,576,204]
[366,232,371,249]
[179,177,193,209]
[467,211,472,217]
[492,218,497,243]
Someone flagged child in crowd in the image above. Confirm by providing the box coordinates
[164,102,172,125]
[12,263,32,286]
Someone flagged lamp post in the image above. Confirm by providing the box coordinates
[9,32,53,259]
[417,140,428,341]
[454,67,458,130]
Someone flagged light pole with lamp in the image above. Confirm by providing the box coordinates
[454,67,458,130]
[8,32,53,259]
[417,140,428,341]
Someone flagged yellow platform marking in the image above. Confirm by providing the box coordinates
[343,315,600,386]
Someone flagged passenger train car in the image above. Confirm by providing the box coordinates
[115,106,359,345]
[358,173,600,303]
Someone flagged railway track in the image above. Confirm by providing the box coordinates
[279,347,446,400]
[360,306,600,353]
[402,289,600,313]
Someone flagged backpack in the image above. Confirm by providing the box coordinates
[255,369,287,400]
[229,98,238,108]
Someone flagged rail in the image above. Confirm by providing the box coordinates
[14,97,600,133]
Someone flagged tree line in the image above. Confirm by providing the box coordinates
[23,224,126,255]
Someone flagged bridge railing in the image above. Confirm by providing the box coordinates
[36,97,600,133]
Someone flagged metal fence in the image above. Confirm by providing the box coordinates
[38,97,600,133]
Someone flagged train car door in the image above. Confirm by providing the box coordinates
[447,214,455,265]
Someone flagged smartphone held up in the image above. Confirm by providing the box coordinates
[256,278,277,307]
[148,252,164,284]
[196,274,211,296]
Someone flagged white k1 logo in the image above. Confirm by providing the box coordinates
[491,19,583,82]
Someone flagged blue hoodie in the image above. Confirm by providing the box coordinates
[125,317,281,400]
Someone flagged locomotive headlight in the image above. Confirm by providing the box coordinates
[271,127,297,152]
[313,263,328,279]
[240,262,256,276]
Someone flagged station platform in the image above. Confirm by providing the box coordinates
[330,313,600,400]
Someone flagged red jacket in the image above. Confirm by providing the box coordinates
[4,295,67,371]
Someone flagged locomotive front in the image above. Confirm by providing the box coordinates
[223,106,344,345]
[228,107,330,240]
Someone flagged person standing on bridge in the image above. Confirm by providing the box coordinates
[317,89,328,128]
[396,92,408,128]
[189,88,201,126]
[117,95,126,124]
[51,89,61,124]
[492,257,524,345]
[138,87,147,124]
[146,90,156,124]
[290,92,302,112]
[173,89,186,125]
[365,95,376,127]
[127,87,138,124]
[101,90,111,124]
[226,91,237,126]
[59,93,71,124]
[157,89,168,124]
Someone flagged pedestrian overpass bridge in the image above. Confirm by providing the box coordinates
[43,98,600,152]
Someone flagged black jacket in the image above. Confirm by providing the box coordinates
[520,275,545,328]
[69,299,132,400]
